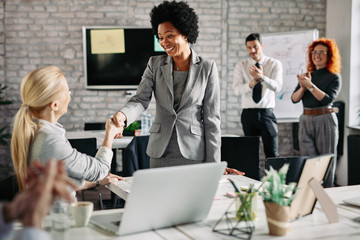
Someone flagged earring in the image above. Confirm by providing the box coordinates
[54,106,59,111]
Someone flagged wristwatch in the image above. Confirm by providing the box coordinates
[308,86,314,92]
[96,181,100,187]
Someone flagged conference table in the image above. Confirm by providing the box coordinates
[43,174,360,240]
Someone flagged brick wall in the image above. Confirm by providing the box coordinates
[0,0,326,176]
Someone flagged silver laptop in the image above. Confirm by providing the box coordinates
[90,162,227,236]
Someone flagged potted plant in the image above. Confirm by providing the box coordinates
[122,120,141,136]
[259,164,297,236]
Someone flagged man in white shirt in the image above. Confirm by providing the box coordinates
[233,33,283,158]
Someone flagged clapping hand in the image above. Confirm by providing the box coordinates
[296,72,312,89]
[3,160,76,228]
[249,64,263,80]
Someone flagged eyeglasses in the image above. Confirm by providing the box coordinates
[311,51,327,56]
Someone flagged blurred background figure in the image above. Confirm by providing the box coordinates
[233,33,283,159]
[291,38,342,187]
[0,160,76,240]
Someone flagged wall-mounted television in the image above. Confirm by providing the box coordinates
[82,26,165,90]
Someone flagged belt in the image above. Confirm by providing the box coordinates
[303,107,339,116]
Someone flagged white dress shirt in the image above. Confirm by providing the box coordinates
[232,55,283,109]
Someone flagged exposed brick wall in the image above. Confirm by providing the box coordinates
[0,0,326,175]
[0,0,8,175]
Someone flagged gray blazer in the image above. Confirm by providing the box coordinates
[120,49,221,163]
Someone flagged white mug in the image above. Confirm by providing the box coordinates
[71,201,94,227]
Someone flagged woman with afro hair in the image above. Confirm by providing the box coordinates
[291,38,342,187]
[112,1,242,175]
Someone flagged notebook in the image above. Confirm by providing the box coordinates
[91,162,227,236]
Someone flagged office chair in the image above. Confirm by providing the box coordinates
[68,137,104,210]
[221,136,261,180]
[0,174,19,201]
[84,122,117,168]
[84,122,106,131]
[266,155,335,188]
[84,122,121,208]
[112,135,150,208]
[265,156,309,184]
[122,135,150,177]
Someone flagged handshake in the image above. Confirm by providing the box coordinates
[108,111,127,139]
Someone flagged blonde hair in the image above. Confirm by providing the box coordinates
[11,66,67,189]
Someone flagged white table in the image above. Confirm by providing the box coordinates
[65,130,133,149]
[44,175,360,239]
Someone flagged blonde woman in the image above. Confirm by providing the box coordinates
[11,66,124,190]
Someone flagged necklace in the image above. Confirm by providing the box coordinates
[175,61,189,71]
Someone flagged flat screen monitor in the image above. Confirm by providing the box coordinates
[82,26,165,90]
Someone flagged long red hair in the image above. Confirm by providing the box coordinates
[307,38,341,74]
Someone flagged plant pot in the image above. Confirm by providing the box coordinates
[264,201,290,236]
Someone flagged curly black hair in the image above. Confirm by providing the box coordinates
[150,1,199,44]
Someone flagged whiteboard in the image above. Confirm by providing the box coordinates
[262,29,319,121]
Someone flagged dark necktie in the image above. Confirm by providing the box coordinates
[252,62,262,103]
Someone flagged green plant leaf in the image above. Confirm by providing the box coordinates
[259,164,297,206]
[124,120,141,131]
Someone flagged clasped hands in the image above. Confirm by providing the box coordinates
[248,64,263,89]
[3,160,77,228]
[112,111,127,139]
[296,72,312,89]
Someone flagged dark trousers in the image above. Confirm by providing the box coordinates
[241,108,279,158]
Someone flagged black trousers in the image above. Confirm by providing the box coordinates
[241,108,279,158]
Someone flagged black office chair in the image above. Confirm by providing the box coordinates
[68,137,105,210]
[84,122,117,170]
[84,122,121,208]
[84,122,105,131]
[0,174,19,201]
[112,136,150,208]
[221,136,261,180]
[122,135,150,177]
[265,156,309,184]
